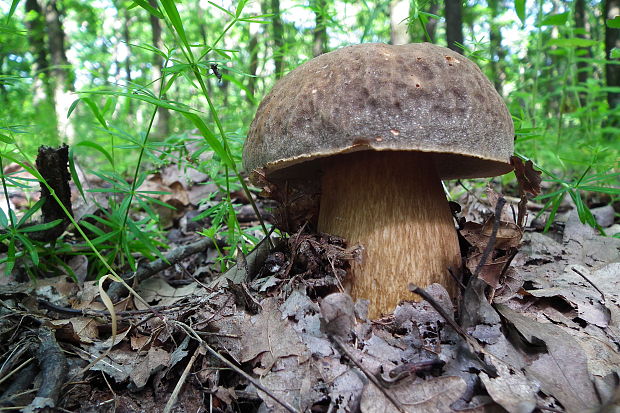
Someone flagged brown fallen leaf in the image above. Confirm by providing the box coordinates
[496,304,599,412]
[359,375,466,413]
[511,156,542,197]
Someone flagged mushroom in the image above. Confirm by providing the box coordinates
[243,43,514,319]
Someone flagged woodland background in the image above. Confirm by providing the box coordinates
[0,0,619,275]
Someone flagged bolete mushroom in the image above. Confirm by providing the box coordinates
[243,43,514,319]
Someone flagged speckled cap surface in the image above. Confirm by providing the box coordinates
[243,42,514,181]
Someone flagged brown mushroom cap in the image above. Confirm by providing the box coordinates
[243,42,514,181]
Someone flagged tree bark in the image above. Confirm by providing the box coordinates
[604,0,620,110]
[424,1,439,43]
[270,0,284,77]
[149,0,170,137]
[25,0,52,105]
[312,0,328,57]
[445,0,463,53]
[123,9,132,84]
[247,33,259,99]
[390,0,409,45]
[575,0,591,106]
[44,0,75,142]
[247,1,263,100]
[489,0,505,94]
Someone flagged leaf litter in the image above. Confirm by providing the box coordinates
[0,157,619,412]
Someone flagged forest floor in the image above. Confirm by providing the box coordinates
[0,151,619,413]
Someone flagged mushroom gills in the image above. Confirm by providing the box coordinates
[317,151,462,319]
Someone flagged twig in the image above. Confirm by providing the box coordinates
[107,237,223,302]
[473,197,506,279]
[409,285,473,345]
[409,284,498,377]
[168,320,301,413]
[163,346,201,413]
[572,267,605,303]
[328,335,405,413]
[0,357,35,387]
[447,267,466,292]
[536,405,564,412]
[37,299,193,318]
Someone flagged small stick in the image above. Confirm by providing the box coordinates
[328,335,405,413]
[168,320,301,413]
[409,285,472,345]
[447,267,466,292]
[473,197,506,279]
[572,267,605,303]
[107,237,223,302]
[163,346,201,413]
[409,284,498,377]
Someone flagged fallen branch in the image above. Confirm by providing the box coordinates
[23,327,68,413]
[107,237,223,302]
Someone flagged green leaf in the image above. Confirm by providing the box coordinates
[75,141,114,167]
[182,112,233,167]
[8,0,21,20]
[68,147,86,201]
[0,208,8,228]
[5,240,16,275]
[17,198,44,227]
[103,97,117,116]
[79,220,106,237]
[548,38,599,48]
[0,133,14,144]
[208,1,234,17]
[19,219,63,233]
[67,98,80,118]
[578,185,620,195]
[612,48,620,59]
[515,0,526,24]
[79,90,194,113]
[607,16,620,29]
[235,0,247,17]
[81,97,109,130]
[15,233,39,266]
[131,0,164,18]
[540,12,569,26]
[160,0,190,51]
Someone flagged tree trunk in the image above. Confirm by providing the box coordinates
[390,0,409,45]
[312,0,328,57]
[489,0,504,94]
[149,0,170,137]
[247,1,262,100]
[123,9,132,84]
[575,0,591,106]
[25,0,53,108]
[270,0,284,77]
[424,1,439,43]
[445,0,463,53]
[247,33,259,100]
[44,0,75,142]
[604,0,619,110]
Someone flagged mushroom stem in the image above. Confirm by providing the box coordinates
[318,151,462,319]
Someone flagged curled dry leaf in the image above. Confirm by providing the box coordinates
[510,156,542,197]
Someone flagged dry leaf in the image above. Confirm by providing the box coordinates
[360,376,466,413]
[511,156,542,196]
